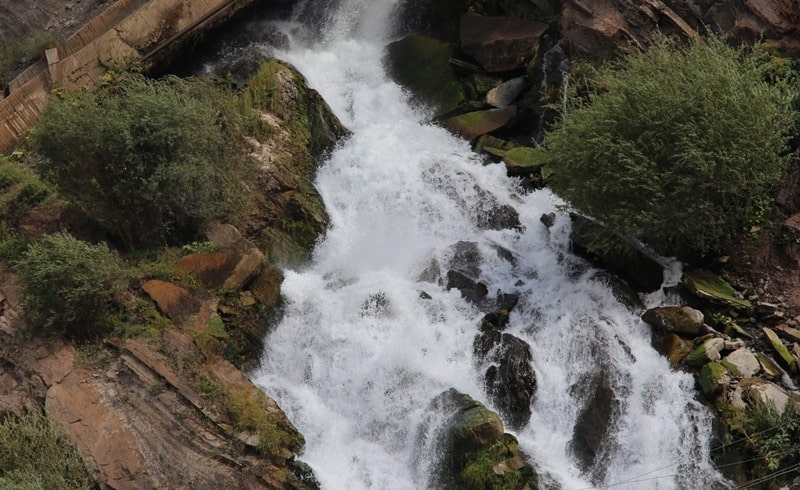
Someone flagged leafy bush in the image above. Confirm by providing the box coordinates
[741,398,800,474]
[32,74,246,249]
[19,233,124,337]
[0,410,95,489]
[0,30,58,87]
[546,36,796,257]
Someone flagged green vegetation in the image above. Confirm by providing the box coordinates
[460,439,521,490]
[32,74,249,249]
[225,385,297,458]
[741,398,800,476]
[0,30,58,87]
[0,410,95,489]
[19,233,124,337]
[546,36,796,257]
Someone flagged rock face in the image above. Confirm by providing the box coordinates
[240,60,348,264]
[560,0,800,60]
[460,13,549,72]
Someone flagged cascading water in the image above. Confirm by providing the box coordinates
[248,1,731,488]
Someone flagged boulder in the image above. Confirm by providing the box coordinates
[685,337,725,367]
[385,35,465,116]
[446,270,489,305]
[651,333,694,365]
[431,389,504,469]
[697,361,738,397]
[493,145,548,178]
[724,348,761,378]
[141,280,218,333]
[756,353,783,381]
[763,327,797,372]
[485,333,536,430]
[443,105,518,141]
[477,202,522,231]
[248,264,284,310]
[570,214,664,292]
[642,306,704,336]
[486,77,528,108]
[682,270,752,311]
[569,371,619,471]
[460,13,548,72]
[746,380,791,415]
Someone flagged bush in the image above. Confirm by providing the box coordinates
[0,31,58,87]
[19,233,124,337]
[546,36,796,257]
[0,410,95,489]
[32,74,245,249]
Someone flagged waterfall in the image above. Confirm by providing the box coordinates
[250,1,730,488]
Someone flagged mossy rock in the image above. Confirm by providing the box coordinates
[698,361,739,397]
[460,434,537,490]
[682,270,752,311]
[384,35,465,116]
[443,106,517,141]
[763,327,796,372]
[685,337,724,367]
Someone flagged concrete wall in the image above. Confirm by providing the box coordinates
[0,0,251,153]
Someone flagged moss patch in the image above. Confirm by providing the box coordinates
[683,270,752,311]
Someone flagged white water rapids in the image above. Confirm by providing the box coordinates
[249,1,731,488]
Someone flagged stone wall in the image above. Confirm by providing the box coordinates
[0,0,254,154]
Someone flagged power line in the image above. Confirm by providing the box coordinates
[736,461,800,489]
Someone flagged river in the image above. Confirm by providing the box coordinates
[232,1,733,488]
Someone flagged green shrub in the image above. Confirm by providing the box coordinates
[225,385,296,458]
[546,36,796,257]
[19,233,124,337]
[0,31,58,87]
[0,410,95,489]
[741,398,800,474]
[32,74,246,249]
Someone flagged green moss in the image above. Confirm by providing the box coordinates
[385,35,465,115]
[683,270,752,310]
[460,438,521,490]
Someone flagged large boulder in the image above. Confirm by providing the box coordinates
[651,333,694,365]
[682,270,752,311]
[428,389,538,489]
[460,13,548,72]
[570,214,664,292]
[384,35,466,116]
[569,371,620,472]
[485,333,536,430]
[443,106,518,140]
[141,280,219,333]
[642,306,704,336]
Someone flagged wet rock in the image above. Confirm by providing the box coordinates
[446,270,488,305]
[485,333,536,430]
[594,271,645,312]
[460,13,548,72]
[570,214,664,292]
[685,337,725,367]
[651,333,694,365]
[682,270,752,311]
[642,306,704,336]
[569,371,619,471]
[486,77,527,108]
[430,388,504,470]
[724,348,760,378]
[446,241,482,278]
[540,212,556,229]
[248,264,284,311]
[384,35,465,116]
[443,106,518,141]
[477,202,522,231]
[757,353,783,381]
